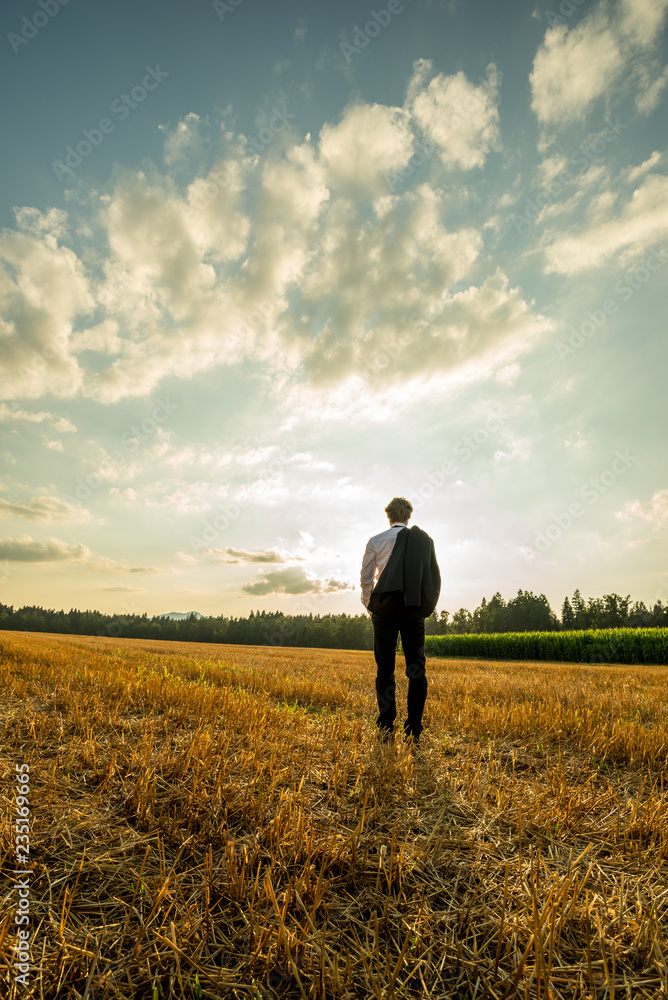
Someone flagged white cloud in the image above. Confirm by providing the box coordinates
[0,532,164,573]
[530,0,668,126]
[408,61,501,169]
[618,0,668,47]
[626,151,663,183]
[53,417,76,432]
[530,19,621,125]
[259,140,329,228]
[619,488,668,528]
[209,546,292,563]
[319,102,414,195]
[0,534,90,562]
[635,65,668,114]
[84,166,247,401]
[543,172,668,273]
[537,153,571,188]
[0,496,91,522]
[0,404,70,428]
[176,551,197,564]
[70,319,121,355]
[564,431,586,449]
[0,209,92,400]
[493,434,531,463]
[86,553,165,573]
[241,565,353,596]
[161,112,204,168]
[280,182,535,390]
[0,99,549,407]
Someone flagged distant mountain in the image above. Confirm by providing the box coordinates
[156,611,204,621]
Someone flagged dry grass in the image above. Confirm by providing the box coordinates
[0,630,667,999]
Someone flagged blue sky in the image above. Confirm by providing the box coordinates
[1,0,667,619]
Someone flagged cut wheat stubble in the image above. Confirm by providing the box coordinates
[0,630,666,998]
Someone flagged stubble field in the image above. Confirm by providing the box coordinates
[0,630,667,999]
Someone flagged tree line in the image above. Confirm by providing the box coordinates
[0,588,665,650]
[429,589,668,635]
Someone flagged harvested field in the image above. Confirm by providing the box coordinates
[1,630,667,999]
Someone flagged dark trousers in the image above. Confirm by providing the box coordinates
[372,602,428,739]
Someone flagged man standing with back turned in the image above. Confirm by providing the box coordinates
[360,497,441,745]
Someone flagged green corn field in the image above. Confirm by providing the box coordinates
[424,626,668,664]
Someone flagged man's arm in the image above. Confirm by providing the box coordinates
[430,540,441,607]
[431,542,440,585]
[360,539,377,613]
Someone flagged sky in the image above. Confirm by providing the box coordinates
[0,0,667,621]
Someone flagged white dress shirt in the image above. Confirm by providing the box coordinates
[360,522,408,609]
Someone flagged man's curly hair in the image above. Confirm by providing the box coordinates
[385,497,413,523]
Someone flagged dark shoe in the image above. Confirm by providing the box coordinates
[377,725,395,744]
[403,722,421,745]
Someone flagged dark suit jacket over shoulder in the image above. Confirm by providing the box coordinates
[369,525,441,618]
